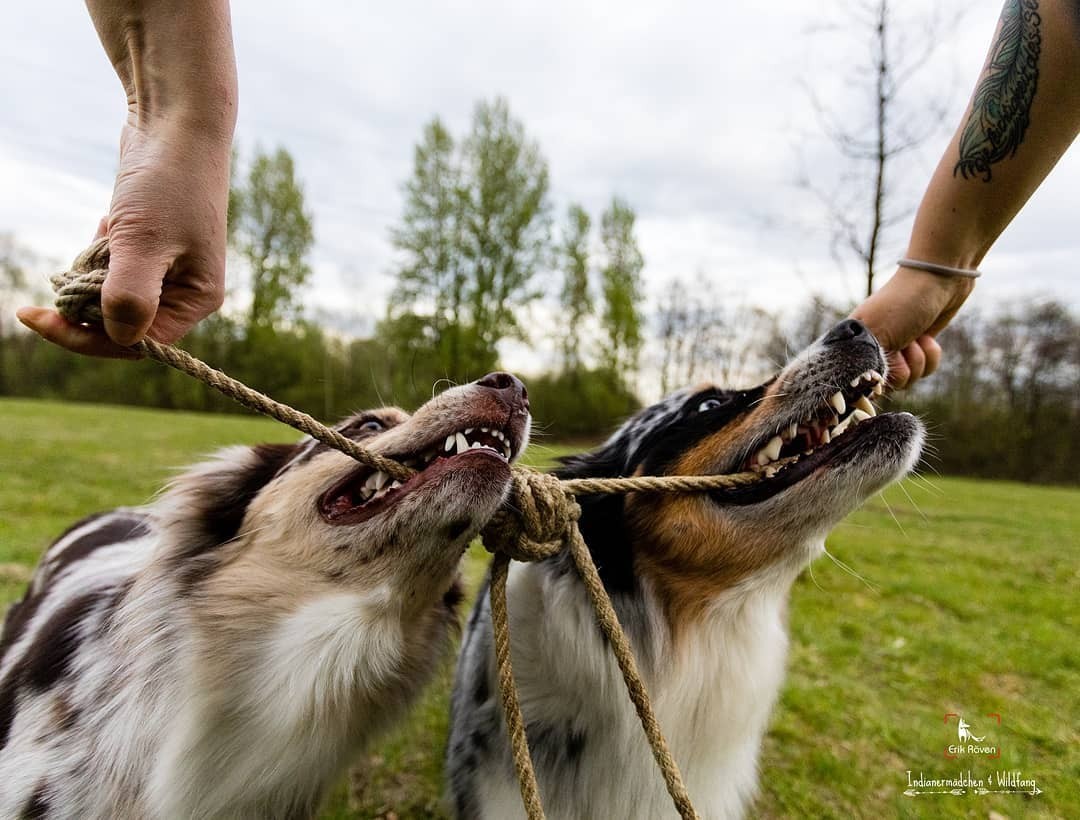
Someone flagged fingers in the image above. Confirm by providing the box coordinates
[918,334,941,377]
[16,307,144,360]
[145,263,227,345]
[887,336,941,390]
[99,240,169,346]
[885,350,911,391]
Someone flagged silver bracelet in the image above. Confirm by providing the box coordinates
[897,258,982,279]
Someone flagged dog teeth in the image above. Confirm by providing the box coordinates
[855,395,876,416]
[830,392,846,415]
[455,432,469,454]
[364,471,388,490]
[820,428,831,444]
[445,435,455,453]
[851,409,871,422]
[832,416,851,437]
[764,435,783,461]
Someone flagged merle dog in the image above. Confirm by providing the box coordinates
[0,373,529,819]
[447,322,922,819]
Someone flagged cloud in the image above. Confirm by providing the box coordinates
[3,0,1078,354]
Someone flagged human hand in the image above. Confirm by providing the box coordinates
[18,121,231,358]
[851,266,976,390]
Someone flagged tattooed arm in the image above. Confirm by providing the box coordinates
[854,0,1080,388]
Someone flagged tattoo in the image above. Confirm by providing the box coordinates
[954,0,1042,182]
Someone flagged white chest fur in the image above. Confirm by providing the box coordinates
[484,562,796,820]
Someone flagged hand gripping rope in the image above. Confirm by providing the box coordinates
[50,239,769,820]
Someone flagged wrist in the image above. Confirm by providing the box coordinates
[902,234,987,273]
[892,265,976,308]
[88,0,237,140]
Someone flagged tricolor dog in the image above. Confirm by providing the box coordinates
[0,372,529,819]
[448,320,923,819]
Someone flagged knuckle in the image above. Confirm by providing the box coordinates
[205,280,226,312]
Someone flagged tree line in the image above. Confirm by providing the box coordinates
[1,97,1077,483]
[0,99,645,437]
[654,283,1080,485]
[381,98,645,427]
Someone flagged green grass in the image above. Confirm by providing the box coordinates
[1,398,1077,819]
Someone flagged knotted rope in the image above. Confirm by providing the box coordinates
[51,241,770,820]
[53,241,412,482]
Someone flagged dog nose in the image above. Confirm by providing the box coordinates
[476,371,529,408]
[823,319,874,346]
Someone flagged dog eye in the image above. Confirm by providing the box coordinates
[358,420,384,433]
[696,397,728,413]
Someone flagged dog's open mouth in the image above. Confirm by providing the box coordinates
[714,368,888,505]
[743,368,886,473]
[320,424,522,524]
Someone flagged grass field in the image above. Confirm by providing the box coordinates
[1,397,1077,819]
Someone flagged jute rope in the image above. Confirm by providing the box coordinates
[51,240,769,820]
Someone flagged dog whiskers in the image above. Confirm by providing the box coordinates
[908,471,944,496]
[431,378,459,400]
[896,481,928,523]
[805,544,826,592]
[878,492,906,537]
[749,392,791,408]
[822,546,879,593]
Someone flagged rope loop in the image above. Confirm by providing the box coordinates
[481,470,579,563]
[51,237,111,326]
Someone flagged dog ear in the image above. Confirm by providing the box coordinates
[555,438,630,479]
[156,443,298,587]
[198,444,299,545]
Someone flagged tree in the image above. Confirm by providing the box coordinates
[388,98,551,380]
[800,0,952,297]
[598,197,645,377]
[657,273,782,394]
[559,204,592,373]
[457,98,551,373]
[0,233,30,336]
[390,119,466,375]
[230,147,315,329]
[656,278,691,395]
[0,234,49,392]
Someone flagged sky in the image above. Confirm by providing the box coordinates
[1,0,1077,384]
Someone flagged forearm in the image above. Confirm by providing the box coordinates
[905,0,1080,269]
[85,0,237,140]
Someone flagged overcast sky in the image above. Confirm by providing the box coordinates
[2,0,1076,381]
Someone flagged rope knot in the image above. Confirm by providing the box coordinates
[51,237,111,326]
[481,470,580,563]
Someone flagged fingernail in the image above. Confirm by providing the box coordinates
[104,318,143,346]
[16,306,42,328]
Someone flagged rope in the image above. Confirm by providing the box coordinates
[51,240,413,483]
[49,241,777,820]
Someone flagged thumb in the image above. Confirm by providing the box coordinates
[100,241,169,346]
